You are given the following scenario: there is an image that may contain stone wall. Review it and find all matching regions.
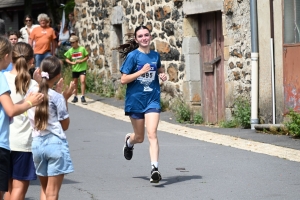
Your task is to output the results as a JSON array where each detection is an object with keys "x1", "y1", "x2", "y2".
[
  {"x1": 74, "y1": 0, "x2": 185, "y2": 102},
  {"x1": 223, "y1": 0, "x2": 251, "y2": 120},
  {"x1": 73, "y1": 0, "x2": 253, "y2": 122}
]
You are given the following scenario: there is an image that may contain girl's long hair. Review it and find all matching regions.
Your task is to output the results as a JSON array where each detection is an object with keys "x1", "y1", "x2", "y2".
[
  {"x1": 112, "y1": 25, "x2": 150, "y2": 59},
  {"x1": 12, "y1": 42, "x2": 33, "y2": 95},
  {"x1": 34, "y1": 56, "x2": 62, "y2": 131}
]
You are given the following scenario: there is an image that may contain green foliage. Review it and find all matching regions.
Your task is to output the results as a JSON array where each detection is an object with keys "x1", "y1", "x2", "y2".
[
  {"x1": 61, "y1": 66, "x2": 115, "y2": 98},
  {"x1": 284, "y1": 109, "x2": 300, "y2": 137},
  {"x1": 193, "y1": 113, "x2": 204, "y2": 124},
  {"x1": 219, "y1": 120, "x2": 238, "y2": 128},
  {"x1": 172, "y1": 99, "x2": 191, "y2": 123},
  {"x1": 234, "y1": 97, "x2": 251, "y2": 128}
]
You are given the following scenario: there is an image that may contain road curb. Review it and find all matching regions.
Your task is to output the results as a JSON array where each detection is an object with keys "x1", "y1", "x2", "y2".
[{"x1": 68, "y1": 97, "x2": 300, "y2": 163}]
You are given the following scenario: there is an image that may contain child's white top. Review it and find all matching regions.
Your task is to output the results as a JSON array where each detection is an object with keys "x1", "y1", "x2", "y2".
[
  {"x1": 4, "y1": 72, "x2": 38, "y2": 151},
  {"x1": 27, "y1": 86, "x2": 69, "y2": 139}
]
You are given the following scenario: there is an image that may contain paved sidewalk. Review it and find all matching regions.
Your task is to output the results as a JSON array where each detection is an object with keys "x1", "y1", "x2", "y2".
[{"x1": 72, "y1": 93, "x2": 300, "y2": 162}]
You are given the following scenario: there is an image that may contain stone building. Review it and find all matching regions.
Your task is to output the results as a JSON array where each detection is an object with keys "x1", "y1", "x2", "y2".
[{"x1": 73, "y1": 0, "x2": 295, "y2": 125}]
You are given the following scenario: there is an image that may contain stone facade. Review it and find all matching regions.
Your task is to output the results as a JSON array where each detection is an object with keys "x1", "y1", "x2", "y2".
[
  {"x1": 223, "y1": 0, "x2": 251, "y2": 120},
  {"x1": 74, "y1": 0, "x2": 184, "y2": 104},
  {"x1": 73, "y1": 0, "x2": 252, "y2": 122}
]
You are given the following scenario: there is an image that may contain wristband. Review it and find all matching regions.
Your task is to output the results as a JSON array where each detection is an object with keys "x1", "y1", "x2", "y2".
[{"x1": 26, "y1": 100, "x2": 33, "y2": 107}]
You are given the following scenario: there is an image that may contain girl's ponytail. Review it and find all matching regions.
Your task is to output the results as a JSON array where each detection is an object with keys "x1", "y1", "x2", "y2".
[
  {"x1": 13, "y1": 42, "x2": 33, "y2": 95},
  {"x1": 34, "y1": 56, "x2": 62, "y2": 131},
  {"x1": 34, "y1": 75, "x2": 49, "y2": 130}
]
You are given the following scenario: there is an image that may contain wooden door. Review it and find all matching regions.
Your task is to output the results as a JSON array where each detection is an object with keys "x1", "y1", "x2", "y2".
[
  {"x1": 199, "y1": 11, "x2": 224, "y2": 124},
  {"x1": 283, "y1": 0, "x2": 300, "y2": 112}
]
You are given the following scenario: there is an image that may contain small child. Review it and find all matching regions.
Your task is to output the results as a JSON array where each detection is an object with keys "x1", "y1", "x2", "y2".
[
  {"x1": 26, "y1": 56, "x2": 75, "y2": 199},
  {"x1": 64, "y1": 35, "x2": 89, "y2": 103}
]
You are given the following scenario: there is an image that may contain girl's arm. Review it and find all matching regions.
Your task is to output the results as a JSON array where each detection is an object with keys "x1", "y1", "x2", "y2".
[
  {"x1": 121, "y1": 63, "x2": 151, "y2": 84},
  {"x1": 0, "y1": 92, "x2": 43, "y2": 117},
  {"x1": 60, "y1": 118, "x2": 70, "y2": 131},
  {"x1": 76, "y1": 55, "x2": 89, "y2": 64},
  {"x1": 158, "y1": 67, "x2": 167, "y2": 82},
  {"x1": 65, "y1": 58, "x2": 75, "y2": 65}
]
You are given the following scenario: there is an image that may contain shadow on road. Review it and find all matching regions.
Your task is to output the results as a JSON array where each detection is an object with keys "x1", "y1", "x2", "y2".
[{"x1": 133, "y1": 175, "x2": 202, "y2": 187}]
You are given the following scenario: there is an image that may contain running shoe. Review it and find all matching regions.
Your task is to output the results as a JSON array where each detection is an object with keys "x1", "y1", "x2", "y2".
[
  {"x1": 150, "y1": 166, "x2": 162, "y2": 183},
  {"x1": 71, "y1": 96, "x2": 78, "y2": 103},
  {"x1": 123, "y1": 133, "x2": 134, "y2": 160},
  {"x1": 81, "y1": 96, "x2": 86, "y2": 103}
]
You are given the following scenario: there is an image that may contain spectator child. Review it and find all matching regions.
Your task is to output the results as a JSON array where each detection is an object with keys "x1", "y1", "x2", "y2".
[
  {"x1": 26, "y1": 56, "x2": 75, "y2": 200},
  {"x1": 64, "y1": 35, "x2": 89, "y2": 103},
  {"x1": 0, "y1": 36, "x2": 43, "y2": 200},
  {"x1": 3, "y1": 42, "x2": 38, "y2": 200},
  {"x1": 2, "y1": 31, "x2": 20, "y2": 72}
]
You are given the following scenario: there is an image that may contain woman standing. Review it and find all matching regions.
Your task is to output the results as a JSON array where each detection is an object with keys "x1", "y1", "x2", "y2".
[
  {"x1": 56, "y1": 21, "x2": 71, "y2": 60},
  {"x1": 19, "y1": 15, "x2": 39, "y2": 43},
  {"x1": 118, "y1": 25, "x2": 167, "y2": 183}
]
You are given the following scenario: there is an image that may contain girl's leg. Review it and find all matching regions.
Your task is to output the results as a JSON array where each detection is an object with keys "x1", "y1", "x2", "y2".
[
  {"x1": 38, "y1": 175, "x2": 64, "y2": 200},
  {"x1": 3, "y1": 179, "x2": 12, "y2": 200},
  {"x1": 145, "y1": 112, "x2": 162, "y2": 183},
  {"x1": 7, "y1": 179, "x2": 30, "y2": 200},
  {"x1": 72, "y1": 78, "x2": 78, "y2": 96},
  {"x1": 79, "y1": 74, "x2": 86, "y2": 96},
  {"x1": 144, "y1": 113, "x2": 160, "y2": 162},
  {"x1": 0, "y1": 191, "x2": 5, "y2": 200},
  {"x1": 128, "y1": 117, "x2": 146, "y2": 144}
]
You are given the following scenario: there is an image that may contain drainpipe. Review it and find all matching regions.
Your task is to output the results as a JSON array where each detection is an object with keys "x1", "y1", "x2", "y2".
[
  {"x1": 270, "y1": 0, "x2": 276, "y2": 124},
  {"x1": 250, "y1": 0, "x2": 259, "y2": 129}
]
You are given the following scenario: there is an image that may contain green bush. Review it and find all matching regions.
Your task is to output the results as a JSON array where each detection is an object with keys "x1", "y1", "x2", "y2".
[
  {"x1": 284, "y1": 109, "x2": 300, "y2": 137},
  {"x1": 172, "y1": 99, "x2": 191, "y2": 123},
  {"x1": 193, "y1": 113, "x2": 204, "y2": 124},
  {"x1": 234, "y1": 97, "x2": 251, "y2": 128},
  {"x1": 219, "y1": 120, "x2": 238, "y2": 128}
]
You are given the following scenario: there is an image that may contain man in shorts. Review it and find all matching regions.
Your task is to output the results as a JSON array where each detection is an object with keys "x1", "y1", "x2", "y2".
[{"x1": 64, "y1": 35, "x2": 89, "y2": 103}]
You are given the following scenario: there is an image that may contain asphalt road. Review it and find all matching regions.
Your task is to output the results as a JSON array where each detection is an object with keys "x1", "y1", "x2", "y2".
[{"x1": 24, "y1": 103, "x2": 300, "y2": 200}]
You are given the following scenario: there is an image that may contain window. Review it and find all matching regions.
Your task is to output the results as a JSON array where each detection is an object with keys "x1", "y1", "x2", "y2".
[
  {"x1": 207, "y1": 29, "x2": 211, "y2": 44},
  {"x1": 284, "y1": 0, "x2": 300, "y2": 43}
]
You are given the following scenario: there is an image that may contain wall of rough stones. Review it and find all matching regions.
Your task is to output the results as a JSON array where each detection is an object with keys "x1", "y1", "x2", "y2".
[
  {"x1": 74, "y1": 0, "x2": 185, "y2": 103},
  {"x1": 73, "y1": 0, "x2": 253, "y2": 122},
  {"x1": 223, "y1": 0, "x2": 252, "y2": 120}
]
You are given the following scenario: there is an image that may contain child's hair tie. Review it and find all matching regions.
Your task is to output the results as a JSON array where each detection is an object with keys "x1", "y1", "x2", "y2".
[{"x1": 41, "y1": 71, "x2": 49, "y2": 80}]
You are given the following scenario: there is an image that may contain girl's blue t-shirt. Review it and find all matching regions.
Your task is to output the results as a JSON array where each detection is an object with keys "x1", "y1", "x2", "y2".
[
  {"x1": 0, "y1": 72, "x2": 11, "y2": 150},
  {"x1": 120, "y1": 49, "x2": 161, "y2": 113},
  {"x1": 1, "y1": 63, "x2": 12, "y2": 72}
]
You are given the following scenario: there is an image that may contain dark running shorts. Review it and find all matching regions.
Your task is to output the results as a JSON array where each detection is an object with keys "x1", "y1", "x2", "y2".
[
  {"x1": 72, "y1": 70, "x2": 86, "y2": 78},
  {"x1": 125, "y1": 108, "x2": 161, "y2": 119}
]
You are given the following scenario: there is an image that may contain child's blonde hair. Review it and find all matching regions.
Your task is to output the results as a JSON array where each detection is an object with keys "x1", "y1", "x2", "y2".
[
  {"x1": 12, "y1": 42, "x2": 34, "y2": 95},
  {"x1": 34, "y1": 56, "x2": 62, "y2": 130}
]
